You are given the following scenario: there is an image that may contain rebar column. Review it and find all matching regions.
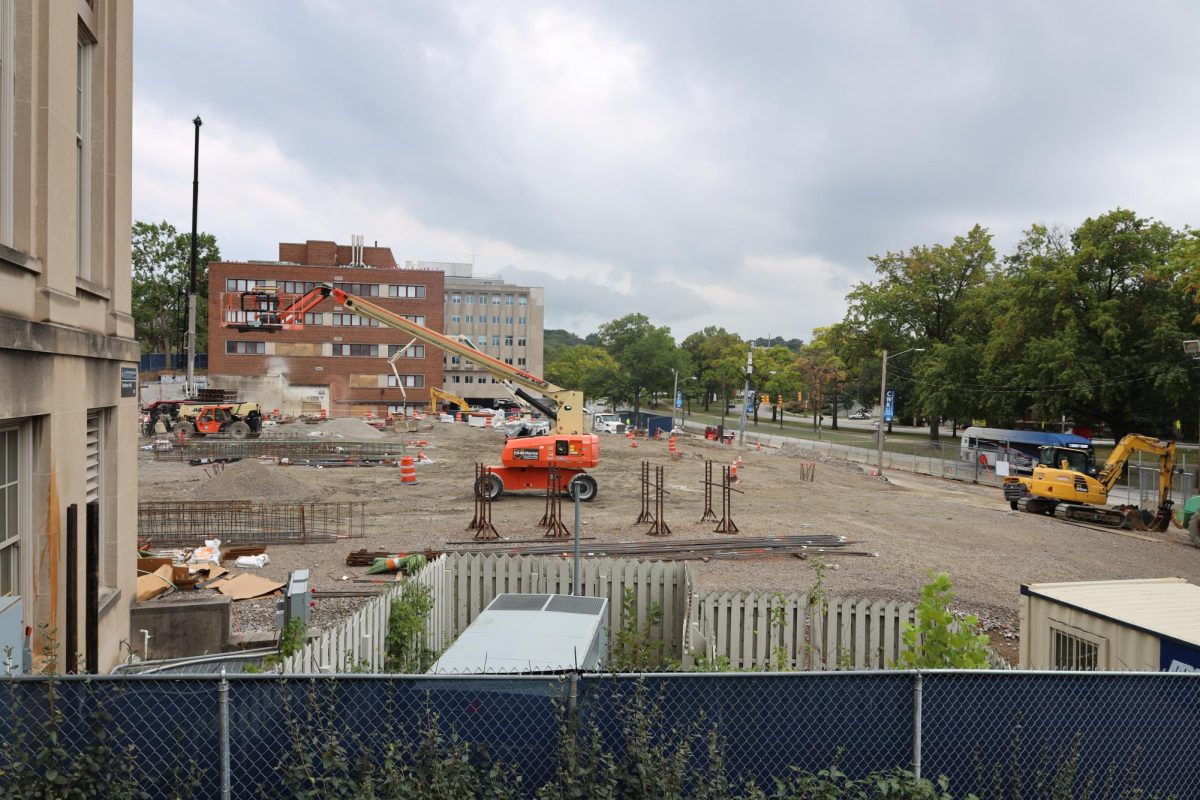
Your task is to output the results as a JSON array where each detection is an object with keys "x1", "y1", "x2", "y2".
[
  {"x1": 699, "y1": 460, "x2": 718, "y2": 522},
  {"x1": 646, "y1": 466, "x2": 672, "y2": 537},
  {"x1": 713, "y1": 466, "x2": 739, "y2": 534}
]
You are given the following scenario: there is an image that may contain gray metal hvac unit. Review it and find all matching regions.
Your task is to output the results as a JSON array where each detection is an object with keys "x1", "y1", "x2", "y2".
[
  {"x1": 0, "y1": 596, "x2": 28, "y2": 675},
  {"x1": 428, "y1": 593, "x2": 608, "y2": 674}
]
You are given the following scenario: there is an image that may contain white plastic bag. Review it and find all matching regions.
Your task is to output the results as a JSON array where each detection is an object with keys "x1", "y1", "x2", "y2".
[
  {"x1": 188, "y1": 539, "x2": 221, "y2": 565},
  {"x1": 235, "y1": 554, "x2": 270, "y2": 569}
]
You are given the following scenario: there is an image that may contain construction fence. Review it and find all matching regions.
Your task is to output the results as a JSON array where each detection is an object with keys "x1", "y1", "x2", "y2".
[
  {"x1": 138, "y1": 501, "x2": 367, "y2": 545},
  {"x1": 287, "y1": 554, "x2": 1004, "y2": 674},
  {"x1": 2, "y1": 671, "x2": 1198, "y2": 798},
  {"x1": 687, "y1": 422, "x2": 1200, "y2": 505}
]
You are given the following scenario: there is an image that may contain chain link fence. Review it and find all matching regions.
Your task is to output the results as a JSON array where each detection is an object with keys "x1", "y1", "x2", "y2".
[{"x1": 2, "y1": 671, "x2": 1198, "y2": 798}]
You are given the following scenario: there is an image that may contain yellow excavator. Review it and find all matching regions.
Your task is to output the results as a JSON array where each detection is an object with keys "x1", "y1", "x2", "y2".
[
  {"x1": 1002, "y1": 434, "x2": 1176, "y2": 531},
  {"x1": 429, "y1": 387, "x2": 471, "y2": 415}
]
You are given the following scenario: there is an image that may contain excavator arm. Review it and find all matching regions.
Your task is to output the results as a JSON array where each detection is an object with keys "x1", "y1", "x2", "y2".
[
  {"x1": 224, "y1": 284, "x2": 586, "y2": 436},
  {"x1": 429, "y1": 387, "x2": 471, "y2": 414},
  {"x1": 1096, "y1": 434, "x2": 1176, "y2": 508}
]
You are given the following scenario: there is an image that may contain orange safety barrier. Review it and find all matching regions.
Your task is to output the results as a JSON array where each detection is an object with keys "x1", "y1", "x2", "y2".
[
  {"x1": 485, "y1": 415, "x2": 493, "y2": 429},
  {"x1": 320, "y1": 408, "x2": 327, "y2": 419},
  {"x1": 455, "y1": 412, "x2": 463, "y2": 422},
  {"x1": 730, "y1": 463, "x2": 738, "y2": 482},
  {"x1": 400, "y1": 456, "x2": 418, "y2": 484},
  {"x1": 668, "y1": 436, "x2": 682, "y2": 460}
]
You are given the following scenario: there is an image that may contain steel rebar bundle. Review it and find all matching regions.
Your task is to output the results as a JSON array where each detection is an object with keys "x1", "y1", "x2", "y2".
[
  {"x1": 138, "y1": 501, "x2": 366, "y2": 545},
  {"x1": 152, "y1": 439, "x2": 407, "y2": 464}
]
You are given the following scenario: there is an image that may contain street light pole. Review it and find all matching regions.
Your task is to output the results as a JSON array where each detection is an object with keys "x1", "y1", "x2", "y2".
[
  {"x1": 876, "y1": 349, "x2": 888, "y2": 476},
  {"x1": 876, "y1": 347, "x2": 925, "y2": 478},
  {"x1": 738, "y1": 345, "x2": 753, "y2": 445},
  {"x1": 186, "y1": 116, "x2": 202, "y2": 397}
]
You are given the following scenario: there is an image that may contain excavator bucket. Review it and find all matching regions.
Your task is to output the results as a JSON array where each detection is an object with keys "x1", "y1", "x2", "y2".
[{"x1": 1121, "y1": 502, "x2": 1173, "y2": 532}]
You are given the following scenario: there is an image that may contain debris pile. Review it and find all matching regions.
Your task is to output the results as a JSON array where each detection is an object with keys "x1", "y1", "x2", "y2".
[{"x1": 190, "y1": 458, "x2": 309, "y2": 501}]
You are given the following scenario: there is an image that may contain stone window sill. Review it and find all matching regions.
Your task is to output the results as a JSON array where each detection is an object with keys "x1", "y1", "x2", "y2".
[{"x1": 76, "y1": 277, "x2": 112, "y2": 301}]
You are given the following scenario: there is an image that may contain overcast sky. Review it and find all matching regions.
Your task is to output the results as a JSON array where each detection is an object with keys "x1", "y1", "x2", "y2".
[{"x1": 133, "y1": 1, "x2": 1200, "y2": 340}]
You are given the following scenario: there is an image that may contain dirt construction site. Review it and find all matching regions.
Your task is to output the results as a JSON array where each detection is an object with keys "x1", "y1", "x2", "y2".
[{"x1": 139, "y1": 418, "x2": 1200, "y2": 658}]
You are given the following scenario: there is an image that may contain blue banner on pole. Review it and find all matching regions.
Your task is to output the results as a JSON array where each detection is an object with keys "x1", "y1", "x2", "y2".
[
  {"x1": 884, "y1": 389, "x2": 895, "y2": 422},
  {"x1": 675, "y1": 391, "x2": 683, "y2": 409}
]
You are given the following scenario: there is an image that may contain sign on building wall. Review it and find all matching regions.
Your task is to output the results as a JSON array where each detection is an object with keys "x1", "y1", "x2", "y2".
[
  {"x1": 1161, "y1": 639, "x2": 1200, "y2": 672},
  {"x1": 121, "y1": 366, "x2": 138, "y2": 398}
]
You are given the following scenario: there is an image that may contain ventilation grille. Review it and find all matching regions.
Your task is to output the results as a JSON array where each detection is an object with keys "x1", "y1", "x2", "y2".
[
  {"x1": 85, "y1": 413, "x2": 100, "y2": 504},
  {"x1": 545, "y1": 596, "x2": 607, "y2": 615},
  {"x1": 487, "y1": 594, "x2": 550, "y2": 612}
]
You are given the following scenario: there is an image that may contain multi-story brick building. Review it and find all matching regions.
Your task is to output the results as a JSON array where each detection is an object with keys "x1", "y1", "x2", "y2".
[
  {"x1": 413, "y1": 261, "x2": 545, "y2": 406},
  {"x1": 207, "y1": 240, "x2": 444, "y2": 417},
  {"x1": 0, "y1": 1, "x2": 137, "y2": 672}
]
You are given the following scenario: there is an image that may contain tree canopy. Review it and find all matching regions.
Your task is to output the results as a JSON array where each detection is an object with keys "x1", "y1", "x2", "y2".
[{"x1": 132, "y1": 220, "x2": 221, "y2": 355}]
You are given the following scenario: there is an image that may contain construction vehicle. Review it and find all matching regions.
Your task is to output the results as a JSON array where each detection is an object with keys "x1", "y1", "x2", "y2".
[
  {"x1": 223, "y1": 284, "x2": 600, "y2": 500},
  {"x1": 171, "y1": 404, "x2": 262, "y2": 439},
  {"x1": 146, "y1": 399, "x2": 263, "y2": 437},
  {"x1": 429, "y1": 387, "x2": 471, "y2": 415},
  {"x1": 1171, "y1": 498, "x2": 1200, "y2": 548},
  {"x1": 1002, "y1": 434, "x2": 1175, "y2": 530}
]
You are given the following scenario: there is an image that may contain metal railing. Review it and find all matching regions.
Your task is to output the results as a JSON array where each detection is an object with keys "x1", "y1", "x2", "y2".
[{"x1": 2, "y1": 671, "x2": 1197, "y2": 798}]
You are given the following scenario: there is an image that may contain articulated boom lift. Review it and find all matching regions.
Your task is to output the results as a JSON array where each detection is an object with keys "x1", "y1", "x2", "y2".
[{"x1": 222, "y1": 284, "x2": 601, "y2": 501}]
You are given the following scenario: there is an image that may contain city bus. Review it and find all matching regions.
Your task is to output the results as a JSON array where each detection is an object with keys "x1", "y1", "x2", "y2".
[{"x1": 959, "y1": 427, "x2": 1095, "y2": 475}]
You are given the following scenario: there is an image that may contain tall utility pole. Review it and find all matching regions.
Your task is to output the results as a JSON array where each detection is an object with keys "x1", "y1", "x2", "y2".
[
  {"x1": 737, "y1": 344, "x2": 753, "y2": 445},
  {"x1": 185, "y1": 116, "x2": 202, "y2": 397},
  {"x1": 876, "y1": 349, "x2": 889, "y2": 476}
]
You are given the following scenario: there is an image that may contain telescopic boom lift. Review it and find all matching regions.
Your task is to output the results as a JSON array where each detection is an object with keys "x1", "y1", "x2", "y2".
[{"x1": 222, "y1": 284, "x2": 601, "y2": 500}]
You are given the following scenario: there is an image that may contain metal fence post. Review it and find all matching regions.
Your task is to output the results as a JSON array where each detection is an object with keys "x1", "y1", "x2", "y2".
[
  {"x1": 567, "y1": 672, "x2": 579, "y2": 732},
  {"x1": 911, "y1": 671, "x2": 923, "y2": 780},
  {"x1": 218, "y1": 669, "x2": 231, "y2": 800}
]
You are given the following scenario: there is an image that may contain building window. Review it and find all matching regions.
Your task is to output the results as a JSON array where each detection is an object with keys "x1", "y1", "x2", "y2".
[
  {"x1": 0, "y1": 0, "x2": 13, "y2": 246},
  {"x1": 281, "y1": 280, "x2": 317, "y2": 294},
  {"x1": 476, "y1": 335, "x2": 486, "y2": 345},
  {"x1": 518, "y1": 316, "x2": 527, "y2": 326},
  {"x1": 505, "y1": 294, "x2": 514, "y2": 305},
  {"x1": 463, "y1": 295, "x2": 472, "y2": 304},
  {"x1": 491, "y1": 336, "x2": 500, "y2": 346},
  {"x1": 1050, "y1": 626, "x2": 1102, "y2": 670},
  {"x1": 402, "y1": 315, "x2": 426, "y2": 326},
  {"x1": 450, "y1": 315, "x2": 460, "y2": 324},
  {"x1": 451, "y1": 376, "x2": 460, "y2": 384},
  {"x1": 387, "y1": 374, "x2": 425, "y2": 388},
  {"x1": 505, "y1": 316, "x2": 514, "y2": 325},
  {"x1": 491, "y1": 315, "x2": 500, "y2": 324},
  {"x1": 478, "y1": 294, "x2": 487, "y2": 305},
  {"x1": 464, "y1": 315, "x2": 473, "y2": 324},
  {"x1": 388, "y1": 284, "x2": 426, "y2": 299},
  {"x1": 464, "y1": 375, "x2": 474, "y2": 384},
  {"x1": 450, "y1": 293, "x2": 461, "y2": 304},
  {"x1": 335, "y1": 344, "x2": 379, "y2": 357},
  {"x1": 0, "y1": 425, "x2": 21, "y2": 597},
  {"x1": 504, "y1": 335, "x2": 513, "y2": 346},
  {"x1": 225, "y1": 278, "x2": 259, "y2": 292},
  {"x1": 303, "y1": 313, "x2": 323, "y2": 326},
  {"x1": 332, "y1": 282, "x2": 379, "y2": 297},
  {"x1": 387, "y1": 344, "x2": 426, "y2": 358},
  {"x1": 332, "y1": 313, "x2": 379, "y2": 327},
  {"x1": 449, "y1": 356, "x2": 460, "y2": 364},
  {"x1": 491, "y1": 295, "x2": 501, "y2": 305},
  {"x1": 518, "y1": 295, "x2": 528, "y2": 305},
  {"x1": 76, "y1": 31, "x2": 94, "y2": 281},
  {"x1": 503, "y1": 357, "x2": 513, "y2": 365},
  {"x1": 517, "y1": 337, "x2": 527, "y2": 347},
  {"x1": 226, "y1": 341, "x2": 266, "y2": 355},
  {"x1": 517, "y1": 357, "x2": 526, "y2": 366}
]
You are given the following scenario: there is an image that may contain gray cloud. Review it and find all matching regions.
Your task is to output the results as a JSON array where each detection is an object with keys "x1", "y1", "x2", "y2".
[{"x1": 133, "y1": 0, "x2": 1200, "y2": 338}]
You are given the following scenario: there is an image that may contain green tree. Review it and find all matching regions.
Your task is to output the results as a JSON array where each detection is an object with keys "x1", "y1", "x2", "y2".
[
  {"x1": 845, "y1": 224, "x2": 996, "y2": 439},
  {"x1": 543, "y1": 328, "x2": 586, "y2": 365},
  {"x1": 596, "y1": 313, "x2": 682, "y2": 419},
  {"x1": 893, "y1": 572, "x2": 990, "y2": 670},
  {"x1": 981, "y1": 210, "x2": 1191, "y2": 439},
  {"x1": 544, "y1": 344, "x2": 622, "y2": 408},
  {"x1": 682, "y1": 326, "x2": 743, "y2": 412},
  {"x1": 131, "y1": 220, "x2": 221, "y2": 356}
]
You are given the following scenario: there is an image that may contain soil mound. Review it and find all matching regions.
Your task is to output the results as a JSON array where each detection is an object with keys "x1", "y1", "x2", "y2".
[{"x1": 191, "y1": 458, "x2": 310, "y2": 501}]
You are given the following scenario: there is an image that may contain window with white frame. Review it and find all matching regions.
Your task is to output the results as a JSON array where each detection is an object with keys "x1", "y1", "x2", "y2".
[
  {"x1": 504, "y1": 336, "x2": 513, "y2": 346},
  {"x1": 491, "y1": 295, "x2": 501, "y2": 305},
  {"x1": 517, "y1": 337, "x2": 527, "y2": 347},
  {"x1": 332, "y1": 282, "x2": 379, "y2": 297},
  {"x1": 518, "y1": 316, "x2": 527, "y2": 325},
  {"x1": 387, "y1": 344, "x2": 425, "y2": 358},
  {"x1": 450, "y1": 293, "x2": 461, "y2": 304},
  {"x1": 517, "y1": 357, "x2": 526, "y2": 366},
  {"x1": 478, "y1": 294, "x2": 487, "y2": 304},
  {"x1": 504, "y1": 294, "x2": 514, "y2": 305},
  {"x1": 451, "y1": 375, "x2": 460, "y2": 384},
  {"x1": 401, "y1": 315, "x2": 426, "y2": 326},
  {"x1": 491, "y1": 335, "x2": 500, "y2": 346},
  {"x1": 303, "y1": 312, "x2": 323, "y2": 326},
  {"x1": 1050, "y1": 624, "x2": 1103, "y2": 670},
  {"x1": 76, "y1": 31, "x2": 94, "y2": 281},
  {"x1": 0, "y1": 426, "x2": 21, "y2": 597},
  {"x1": 225, "y1": 278, "x2": 259, "y2": 292},
  {"x1": 505, "y1": 316, "x2": 513, "y2": 325},
  {"x1": 334, "y1": 344, "x2": 379, "y2": 357},
  {"x1": 225, "y1": 340, "x2": 266, "y2": 355},
  {"x1": 450, "y1": 315, "x2": 460, "y2": 323},
  {"x1": 464, "y1": 375, "x2": 474, "y2": 384},
  {"x1": 387, "y1": 374, "x2": 425, "y2": 388},
  {"x1": 331, "y1": 313, "x2": 379, "y2": 327},
  {"x1": 280, "y1": 280, "x2": 317, "y2": 294},
  {"x1": 518, "y1": 295, "x2": 528, "y2": 305},
  {"x1": 388, "y1": 284, "x2": 426, "y2": 299},
  {"x1": 0, "y1": 0, "x2": 13, "y2": 247},
  {"x1": 464, "y1": 315, "x2": 473, "y2": 323},
  {"x1": 491, "y1": 315, "x2": 499, "y2": 324},
  {"x1": 463, "y1": 295, "x2": 472, "y2": 304}
]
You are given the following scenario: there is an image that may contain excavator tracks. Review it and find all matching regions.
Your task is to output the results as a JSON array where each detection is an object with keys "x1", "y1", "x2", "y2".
[{"x1": 1013, "y1": 496, "x2": 1172, "y2": 532}]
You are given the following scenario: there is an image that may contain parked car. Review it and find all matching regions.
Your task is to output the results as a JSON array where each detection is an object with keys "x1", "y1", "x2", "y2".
[{"x1": 849, "y1": 411, "x2": 871, "y2": 420}]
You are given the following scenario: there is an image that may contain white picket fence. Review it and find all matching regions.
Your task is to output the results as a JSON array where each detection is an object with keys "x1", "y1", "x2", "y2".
[
  {"x1": 282, "y1": 553, "x2": 692, "y2": 673},
  {"x1": 686, "y1": 591, "x2": 1010, "y2": 671}
]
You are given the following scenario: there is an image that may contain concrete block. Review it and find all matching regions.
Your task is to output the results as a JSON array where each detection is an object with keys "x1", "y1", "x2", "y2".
[{"x1": 130, "y1": 593, "x2": 231, "y2": 661}]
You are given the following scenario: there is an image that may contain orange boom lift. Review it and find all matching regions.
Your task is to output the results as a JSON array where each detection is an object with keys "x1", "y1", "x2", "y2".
[{"x1": 221, "y1": 284, "x2": 601, "y2": 501}]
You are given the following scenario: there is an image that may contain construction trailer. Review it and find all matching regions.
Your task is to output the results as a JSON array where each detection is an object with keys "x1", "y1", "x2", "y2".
[
  {"x1": 1019, "y1": 578, "x2": 1200, "y2": 672},
  {"x1": 427, "y1": 593, "x2": 608, "y2": 674}
]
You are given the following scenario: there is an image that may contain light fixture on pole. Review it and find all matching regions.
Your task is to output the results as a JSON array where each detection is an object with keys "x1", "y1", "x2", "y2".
[{"x1": 876, "y1": 347, "x2": 925, "y2": 478}]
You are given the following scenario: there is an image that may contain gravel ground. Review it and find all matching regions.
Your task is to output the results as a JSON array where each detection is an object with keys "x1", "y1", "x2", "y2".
[{"x1": 140, "y1": 421, "x2": 1200, "y2": 656}]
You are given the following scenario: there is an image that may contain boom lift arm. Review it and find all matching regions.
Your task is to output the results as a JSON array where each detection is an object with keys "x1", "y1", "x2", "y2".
[{"x1": 230, "y1": 284, "x2": 585, "y2": 435}]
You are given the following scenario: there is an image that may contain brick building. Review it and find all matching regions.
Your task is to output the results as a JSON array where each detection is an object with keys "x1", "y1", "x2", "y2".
[{"x1": 206, "y1": 240, "x2": 444, "y2": 417}]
